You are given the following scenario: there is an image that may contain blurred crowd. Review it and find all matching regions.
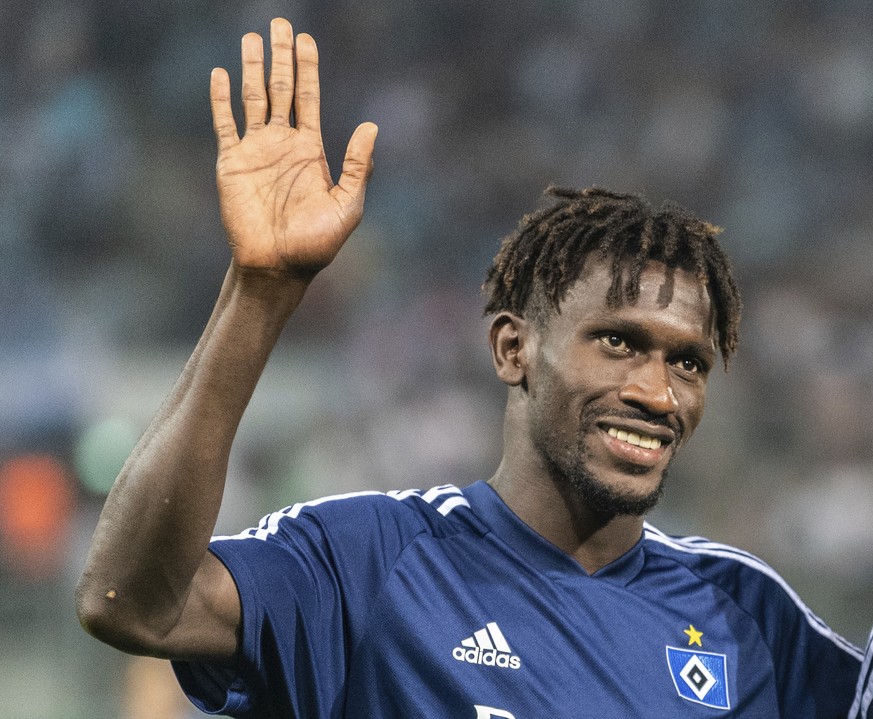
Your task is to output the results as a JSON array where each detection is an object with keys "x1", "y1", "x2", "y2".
[{"x1": 2, "y1": 1, "x2": 873, "y2": 716}]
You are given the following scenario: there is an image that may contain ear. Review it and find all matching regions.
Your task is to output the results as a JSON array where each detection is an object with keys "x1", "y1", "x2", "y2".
[{"x1": 489, "y1": 312, "x2": 534, "y2": 387}]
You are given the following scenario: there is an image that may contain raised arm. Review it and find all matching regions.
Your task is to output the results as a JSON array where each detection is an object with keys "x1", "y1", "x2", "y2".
[{"x1": 75, "y1": 18, "x2": 377, "y2": 663}]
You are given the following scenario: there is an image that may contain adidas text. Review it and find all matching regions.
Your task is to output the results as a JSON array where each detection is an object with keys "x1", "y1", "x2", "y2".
[{"x1": 453, "y1": 646, "x2": 521, "y2": 669}]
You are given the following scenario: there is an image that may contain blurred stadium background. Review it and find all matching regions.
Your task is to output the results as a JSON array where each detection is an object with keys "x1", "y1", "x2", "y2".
[{"x1": 2, "y1": 0, "x2": 873, "y2": 716}]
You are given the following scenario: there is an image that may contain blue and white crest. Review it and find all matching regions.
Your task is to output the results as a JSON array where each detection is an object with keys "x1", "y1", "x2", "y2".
[{"x1": 665, "y1": 646, "x2": 730, "y2": 710}]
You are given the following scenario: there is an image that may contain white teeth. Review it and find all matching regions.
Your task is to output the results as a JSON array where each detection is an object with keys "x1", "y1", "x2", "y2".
[{"x1": 607, "y1": 426, "x2": 662, "y2": 449}]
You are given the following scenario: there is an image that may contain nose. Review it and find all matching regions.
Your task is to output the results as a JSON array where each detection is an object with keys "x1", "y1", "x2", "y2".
[{"x1": 618, "y1": 358, "x2": 679, "y2": 416}]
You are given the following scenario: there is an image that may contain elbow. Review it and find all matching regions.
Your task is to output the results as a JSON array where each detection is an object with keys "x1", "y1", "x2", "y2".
[
  {"x1": 75, "y1": 575, "x2": 126, "y2": 646},
  {"x1": 75, "y1": 575, "x2": 161, "y2": 655}
]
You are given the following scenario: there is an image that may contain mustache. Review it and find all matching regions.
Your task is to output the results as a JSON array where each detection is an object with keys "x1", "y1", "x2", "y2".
[{"x1": 583, "y1": 405, "x2": 683, "y2": 441}]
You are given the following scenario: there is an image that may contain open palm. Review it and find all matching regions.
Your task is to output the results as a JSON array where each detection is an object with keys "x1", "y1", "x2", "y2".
[{"x1": 211, "y1": 19, "x2": 377, "y2": 276}]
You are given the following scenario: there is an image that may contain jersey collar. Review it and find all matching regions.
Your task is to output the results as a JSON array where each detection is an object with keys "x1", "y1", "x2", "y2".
[{"x1": 462, "y1": 480, "x2": 646, "y2": 587}]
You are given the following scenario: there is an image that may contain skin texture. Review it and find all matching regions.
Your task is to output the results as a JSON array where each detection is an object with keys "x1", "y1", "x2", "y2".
[
  {"x1": 488, "y1": 259, "x2": 717, "y2": 574},
  {"x1": 75, "y1": 18, "x2": 377, "y2": 663}
]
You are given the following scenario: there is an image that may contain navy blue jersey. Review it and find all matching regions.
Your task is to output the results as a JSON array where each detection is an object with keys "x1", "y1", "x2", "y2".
[{"x1": 174, "y1": 482, "x2": 870, "y2": 718}]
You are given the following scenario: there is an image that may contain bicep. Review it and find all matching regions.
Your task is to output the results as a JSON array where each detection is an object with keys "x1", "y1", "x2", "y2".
[{"x1": 159, "y1": 551, "x2": 241, "y2": 664}]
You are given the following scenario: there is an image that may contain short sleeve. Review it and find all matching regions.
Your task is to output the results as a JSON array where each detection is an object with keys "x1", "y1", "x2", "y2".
[
  {"x1": 849, "y1": 628, "x2": 873, "y2": 719},
  {"x1": 172, "y1": 492, "x2": 428, "y2": 718},
  {"x1": 747, "y1": 566, "x2": 862, "y2": 716}
]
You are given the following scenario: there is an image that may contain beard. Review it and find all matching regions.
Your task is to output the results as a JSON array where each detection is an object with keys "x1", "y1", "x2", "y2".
[
  {"x1": 547, "y1": 449, "x2": 668, "y2": 516},
  {"x1": 532, "y1": 404, "x2": 678, "y2": 517}
]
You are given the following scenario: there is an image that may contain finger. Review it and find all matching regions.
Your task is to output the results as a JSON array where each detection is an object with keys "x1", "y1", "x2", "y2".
[
  {"x1": 210, "y1": 68, "x2": 239, "y2": 151},
  {"x1": 335, "y1": 122, "x2": 378, "y2": 201},
  {"x1": 268, "y1": 18, "x2": 294, "y2": 125},
  {"x1": 241, "y1": 32, "x2": 267, "y2": 131},
  {"x1": 293, "y1": 33, "x2": 321, "y2": 134}
]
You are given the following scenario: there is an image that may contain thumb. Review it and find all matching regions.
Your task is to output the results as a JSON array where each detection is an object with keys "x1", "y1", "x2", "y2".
[{"x1": 335, "y1": 122, "x2": 378, "y2": 203}]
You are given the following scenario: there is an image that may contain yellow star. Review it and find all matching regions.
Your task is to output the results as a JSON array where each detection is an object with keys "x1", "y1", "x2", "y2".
[{"x1": 684, "y1": 625, "x2": 703, "y2": 647}]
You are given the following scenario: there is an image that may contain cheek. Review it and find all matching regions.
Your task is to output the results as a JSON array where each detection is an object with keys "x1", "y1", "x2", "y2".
[
  {"x1": 678, "y1": 386, "x2": 706, "y2": 441},
  {"x1": 528, "y1": 371, "x2": 586, "y2": 433},
  {"x1": 529, "y1": 348, "x2": 610, "y2": 422}
]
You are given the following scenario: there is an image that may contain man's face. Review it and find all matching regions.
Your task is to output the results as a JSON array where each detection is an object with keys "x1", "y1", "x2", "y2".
[{"x1": 523, "y1": 259, "x2": 716, "y2": 515}]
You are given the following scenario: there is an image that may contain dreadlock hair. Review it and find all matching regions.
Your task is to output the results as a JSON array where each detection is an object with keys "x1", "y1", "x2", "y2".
[{"x1": 483, "y1": 186, "x2": 742, "y2": 366}]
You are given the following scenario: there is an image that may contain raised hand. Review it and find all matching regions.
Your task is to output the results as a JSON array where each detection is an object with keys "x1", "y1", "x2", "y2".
[{"x1": 210, "y1": 18, "x2": 377, "y2": 277}]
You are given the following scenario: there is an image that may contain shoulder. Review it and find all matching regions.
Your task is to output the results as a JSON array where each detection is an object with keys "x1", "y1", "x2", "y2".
[
  {"x1": 212, "y1": 484, "x2": 474, "y2": 548},
  {"x1": 205, "y1": 484, "x2": 478, "y2": 629},
  {"x1": 642, "y1": 523, "x2": 862, "y2": 660},
  {"x1": 643, "y1": 522, "x2": 806, "y2": 606},
  {"x1": 643, "y1": 522, "x2": 780, "y2": 579}
]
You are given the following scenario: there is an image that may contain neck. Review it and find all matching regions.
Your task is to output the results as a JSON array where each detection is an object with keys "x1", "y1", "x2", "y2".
[{"x1": 488, "y1": 463, "x2": 646, "y2": 575}]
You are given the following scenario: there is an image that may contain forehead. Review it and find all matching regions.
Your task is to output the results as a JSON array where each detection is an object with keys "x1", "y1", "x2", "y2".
[{"x1": 547, "y1": 258, "x2": 716, "y2": 344}]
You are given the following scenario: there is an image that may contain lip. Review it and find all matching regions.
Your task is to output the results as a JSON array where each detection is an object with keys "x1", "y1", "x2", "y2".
[
  {"x1": 597, "y1": 419, "x2": 676, "y2": 445},
  {"x1": 596, "y1": 420, "x2": 675, "y2": 469}
]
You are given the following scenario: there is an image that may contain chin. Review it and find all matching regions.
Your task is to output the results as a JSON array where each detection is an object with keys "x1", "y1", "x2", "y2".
[{"x1": 565, "y1": 468, "x2": 667, "y2": 517}]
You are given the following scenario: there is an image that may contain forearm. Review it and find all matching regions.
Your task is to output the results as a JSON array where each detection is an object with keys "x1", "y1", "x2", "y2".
[
  {"x1": 76, "y1": 262, "x2": 308, "y2": 648},
  {"x1": 77, "y1": 14, "x2": 376, "y2": 657}
]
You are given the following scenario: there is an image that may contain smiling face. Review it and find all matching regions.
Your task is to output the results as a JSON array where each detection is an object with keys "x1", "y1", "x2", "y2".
[{"x1": 517, "y1": 258, "x2": 716, "y2": 516}]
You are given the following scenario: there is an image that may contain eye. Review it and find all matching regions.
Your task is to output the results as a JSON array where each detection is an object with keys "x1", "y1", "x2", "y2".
[
  {"x1": 672, "y1": 356, "x2": 703, "y2": 374},
  {"x1": 598, "y1": 333, "x2": 632, "y2": 354}
]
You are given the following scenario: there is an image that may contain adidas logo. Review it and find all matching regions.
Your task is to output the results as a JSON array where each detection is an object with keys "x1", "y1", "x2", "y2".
[{"x1": 452, "y1": 622, "x2": 522, "y2": 670}]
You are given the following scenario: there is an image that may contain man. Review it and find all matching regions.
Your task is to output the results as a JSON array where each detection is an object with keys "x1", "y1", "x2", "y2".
[{"x1": 76, "y1": 18, "x2": 872, "y2": 718}]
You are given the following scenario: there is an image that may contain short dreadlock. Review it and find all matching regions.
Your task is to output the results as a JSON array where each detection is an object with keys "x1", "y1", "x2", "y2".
[{"x1": 483, "y1": 186, "x2": 741, "y2": 366}]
